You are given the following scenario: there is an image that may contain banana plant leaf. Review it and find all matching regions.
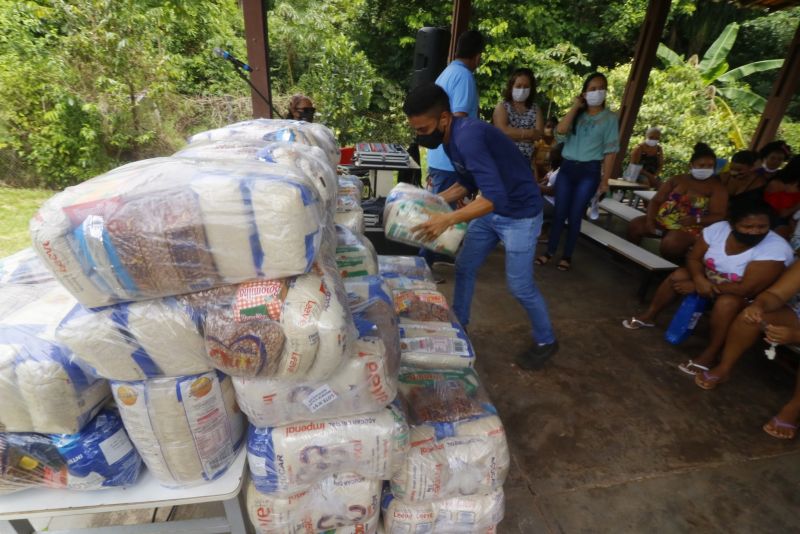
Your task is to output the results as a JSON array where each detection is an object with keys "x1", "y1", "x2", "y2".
[
  {"x1": 716, "y1": 59, "x2": 784, "y2": 83},
  {"x1": 716, "y1": 85, "x2": 767, "y2": 113},
  {"x1": 656, "y1": 43, "x2": 683, "y2": 68},
  {"x1": 698, "y1": 22, "x2": 739, "y2": 76}
]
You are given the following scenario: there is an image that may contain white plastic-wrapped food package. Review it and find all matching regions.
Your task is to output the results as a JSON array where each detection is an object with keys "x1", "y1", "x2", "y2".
[
  {"x1": 174, "y1": 139, "x2": 337, "y2": 212},
  {"x1": 247, "y1": 406, "x2": 409, "y2": 496},
  {"x1": 0, "y1": 408, "x2": 142, "y2": 493},
  {"x1": 378, "y1": 255, "x2": 434, "y2": 283},
  {"x1": 399, "y1": 320, "x2": 475, "y2": 369},
  {"x1": 246, "y1": 473, "x2": 381, "y2": 534},
  {"x1": 199, "y1": 262, "x2": 355, "y2": 379},
  {"x1": 187, "y1": 119, "x2": 340, "y2": 168},
  {"x1": 30, "y1": 157, "x2": 324, "y2": 307},
  {"x1": 0, "y1": 282, "x2": 110, "y2": 434},
  {"x1": 111, "y1": 371, "x2": 245, "y2": 487},
  {"x1": 384, "y1": 184, "x2": 467, "y2": 256},
  {"x1": 57, "y1": 297, "x2": 211, "y2": 381},
  {"x1": 337, "y1": 176, "x2": 363, "y2": 211},
  {"x1": 392, "y1": 368, "x2": 509, "y2": 502},
  {"x1": 234, "y1": 336, "x2": 397, "y2": 427},
  {"x1": 381, "y1": 488, "x2": 504, "y2": 534},
  {"x1": 334, "y1": 210, "x2": 365, "y2": 235},
  {"x1": 335, "y1": 225, "x2": 378, "y2": 278}
]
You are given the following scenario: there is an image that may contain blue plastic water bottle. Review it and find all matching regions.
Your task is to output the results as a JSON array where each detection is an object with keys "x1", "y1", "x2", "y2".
[{"x1": 665, "y1": 293, "x2": 710, "y2": 345}]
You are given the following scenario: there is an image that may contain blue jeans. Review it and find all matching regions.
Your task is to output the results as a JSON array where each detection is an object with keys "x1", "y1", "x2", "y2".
[
  {"x1": 546, "y1": 159, "x2": 601, "y2": 259},
  {"x1": 453, "y1": 212, "x2": 556, "y2": 345},
  {"x1": 420, "y1": 167, "x2": 461, "y2": 266}
]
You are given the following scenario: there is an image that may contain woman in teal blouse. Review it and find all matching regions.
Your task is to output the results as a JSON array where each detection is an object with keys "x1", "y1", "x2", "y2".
[{"x1": 536, "y1": 72, "x2": 619, "y2": 271}]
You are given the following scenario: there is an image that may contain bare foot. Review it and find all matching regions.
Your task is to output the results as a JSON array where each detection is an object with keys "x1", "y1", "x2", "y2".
[{"x1": 763, "y1": 402, "x2": 800, "y2": 439}]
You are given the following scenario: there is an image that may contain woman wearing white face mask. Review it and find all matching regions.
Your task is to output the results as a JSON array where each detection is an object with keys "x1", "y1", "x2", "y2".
[
  {"x1": 536, "y1": 72, "x2": 619, "y2": 272},
  {"x1": 628, "y1": 143, "x2": 728, "y2": 263},
  {"x1": 492, "y1": 68, "x2": 543, "y2": 164},
  {"x1": 629, "y1": 127, "x2": 664, "y2": 189}
]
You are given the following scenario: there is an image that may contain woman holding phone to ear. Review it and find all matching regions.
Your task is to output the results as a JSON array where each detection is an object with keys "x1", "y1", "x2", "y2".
[{"x1": 536, "y1": 72, "x2": 619, "y2": 271}]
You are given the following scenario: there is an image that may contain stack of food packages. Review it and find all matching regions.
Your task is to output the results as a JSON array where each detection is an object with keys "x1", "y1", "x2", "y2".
[{"x1": 0, "y1": 249, "x2": 143, "y2": 494}]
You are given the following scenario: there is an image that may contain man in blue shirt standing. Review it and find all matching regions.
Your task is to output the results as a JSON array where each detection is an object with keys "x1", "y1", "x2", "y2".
[
  {"x1": 421, "y1": 30, "x2": 483, "y2": 270},
  {"x1": 404, "y1": 83, "x2": 558, "y2": 369}
]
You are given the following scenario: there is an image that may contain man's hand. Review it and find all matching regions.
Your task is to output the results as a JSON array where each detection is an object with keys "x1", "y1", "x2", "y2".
[
  {"x1": 412, "y1": 212, "x2": 454, "y2": 242},
  {"x1": 597, "y1": 181, "x2": 609, "y2": 195}
]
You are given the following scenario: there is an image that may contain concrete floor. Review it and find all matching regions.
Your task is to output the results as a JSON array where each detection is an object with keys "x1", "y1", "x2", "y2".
[
  {"x1": 25, "y1": 235, "x2": 800, "y2": 533},
  {"x1": 433, "y1": 236, "x2": 800, "y2": 534}
]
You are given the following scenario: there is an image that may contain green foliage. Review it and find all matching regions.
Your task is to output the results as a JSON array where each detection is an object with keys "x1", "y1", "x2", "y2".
[{"x1": 0, "y1": 186, "x2": 52, "y2": 257}]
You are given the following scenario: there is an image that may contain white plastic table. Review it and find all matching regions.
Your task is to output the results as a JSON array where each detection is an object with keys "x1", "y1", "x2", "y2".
[{"x1": 0, "y1": 448, "x2": 250, "y2": 534}]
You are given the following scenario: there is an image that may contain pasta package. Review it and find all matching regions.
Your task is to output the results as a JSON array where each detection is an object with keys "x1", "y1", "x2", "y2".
[
  {"x1": 0, "y1": 408, "x2": 142, "y2": 493},
  {"x1": 383, "y1": 184, "x2": 466, "y2": 256}
]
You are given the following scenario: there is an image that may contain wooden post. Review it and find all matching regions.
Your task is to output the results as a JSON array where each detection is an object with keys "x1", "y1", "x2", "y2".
[
  {"x1": 242, "y1": 0, "x2": 273, "y2": 118},
  {"x1": 448, "y1": 0, "x2": 471, "y2": 61},
  {"x1": 612, "y1": 0, "x2": 671, "y2": 179},
  {"x1": 749, "y1": 21, "x2": 800, "y2": 151}
]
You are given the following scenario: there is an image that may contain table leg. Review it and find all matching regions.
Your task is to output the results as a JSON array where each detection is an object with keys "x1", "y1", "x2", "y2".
[
  {"x1": 0, "y1": 519, "x2": 34, "y2": 534},
  {"x1": 222, "y1": 493, "x2": 250, "y2": 534}
]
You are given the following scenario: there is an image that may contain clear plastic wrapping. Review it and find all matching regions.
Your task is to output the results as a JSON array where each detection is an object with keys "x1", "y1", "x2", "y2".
[
  {"x1": 335, "y1": 225, "x2": 378, "y2": 278},
  {"x1": 199, "y1": 260, "x2": 356, "y2": 379},
  {"x1": 378, "y1": 256, "x2": 434, "y2": 283},
  {"x1": 399, "y1": 319, "x2": 475, "y2": 369},
  {"x1": 383, "y1": 184, "x2": 467, "y2": 256},
  {"x1": 0, "y1": 281, "x2": 110, "y2": 434},
  {"x1": 0, "y1": 407, "x2": 142, "y2": 493},
  {"x1": 246, "y1": 473, "x2": 381, "y2": 534},
  {"x1": 56, "y1": 260, "x2": 355, "y2": 381},
  {"x1": 187, "y1": 119, "x2": 341, "y2": 169},
  {"x1": 343, "y1": 275, "x2": 393, "y2": 309},
  {"x1": 233, "y1": 336, "x2": 398, "y2": 427},
  {"x1": 391, "y1": 368, "x2": 509, "y2": 502},
  {"x1": 334, "y1": 209, "x2": 365, "y2": 235},
  {"x1": 336, "y1": 176, "x2": 365, "y2": 234},
  {"x1": 247, "y1": 405, "x2": 409, "y2": 496},
  {"x1": 30, "y1": 157, "x2": 325, "y2": 307},
  {"x1": 381, "y1": 488, "x2": 504, "y2": 533},
  {"x1": 0, "y1": 248, "x2": 53, "y2": 285},
  {"x1": 111, "y1": 371, "x2": 245, "y2": 487}
]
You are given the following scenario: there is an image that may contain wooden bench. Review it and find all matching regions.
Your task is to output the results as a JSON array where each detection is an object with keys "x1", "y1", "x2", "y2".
[
  {"x1": 598, "y1": 198, "x2": 644, "y2": 225},
  {"x1": 580, "y1": 220, "x2": 677, "y2": 300}
]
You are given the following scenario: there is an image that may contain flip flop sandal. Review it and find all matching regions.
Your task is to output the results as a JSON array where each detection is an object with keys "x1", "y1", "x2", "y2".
[
  {"x1": 622, "y1": 317, "x2": 655, "y2": 330},
  {"x1": 763, "y1": 417, "x2": 798, "y2": 440},
  {"x1": 534, "y1": 254, "x2": 552, "y2": 266},
  {"x1": 557, "y1": 259, "x2": 571, "y2": 272},
  {"x1": 695, "y1": 370, "x2": 728, "y2": 390},
  {"x1": 678, "y1": 360, "x2": 709, "y2": 376}
]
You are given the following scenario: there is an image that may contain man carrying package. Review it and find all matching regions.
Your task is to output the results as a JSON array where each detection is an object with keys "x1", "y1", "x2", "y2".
[{"x1": 404, "y1": 82, "x2": 558, "y2": 369}]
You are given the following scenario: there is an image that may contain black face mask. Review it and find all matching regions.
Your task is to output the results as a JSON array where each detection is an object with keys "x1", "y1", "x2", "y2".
[
  {"x1": 416, "y1": 127, "x2": 444, "y2": 149},
  {"x1": 732, "y1": 229, "x2": 768, "y2": 247},
  {"x1": 297, "y1": 107, "x2": 315, "y2": 122}
]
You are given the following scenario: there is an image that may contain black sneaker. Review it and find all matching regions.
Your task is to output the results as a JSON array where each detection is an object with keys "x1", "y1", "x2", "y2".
[{"x1": 516, "y1": 341, "x2": 559, "y2": 370}]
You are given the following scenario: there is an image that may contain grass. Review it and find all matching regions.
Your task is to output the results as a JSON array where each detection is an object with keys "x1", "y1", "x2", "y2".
[{"x1": 0, "y1": 186, "x2": 54, "y2": 258}]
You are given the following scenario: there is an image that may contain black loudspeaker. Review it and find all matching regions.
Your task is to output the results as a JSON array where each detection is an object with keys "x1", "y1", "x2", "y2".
[{"x1": 410, "y1": 27, "x2": 450, "y2": 89}]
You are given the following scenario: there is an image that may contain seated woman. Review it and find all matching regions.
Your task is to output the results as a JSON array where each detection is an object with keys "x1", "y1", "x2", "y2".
[
  {"x1": 624, "y1": 201, "x2": 793, "y2": 374},
  {"x1": 718, "y1": 150, "x2": 762, "y2": 213},
  {"x1": 628, "y1": 127, "x2": 664, "y2": 189},
  {"x1": 287, "y1": 93, "x2": 316, "y2": 122},
  {"x1": 627, "y1": 143, "x2": 728, "y2": 263},
  {"x1": 764, "y1": 156, "x2": 800, "y2": 238},
  {"x1": 492, "y1": 68, "x2": 543, "y2": 164},
  {"x1": 694, "y1": 260, "x2": 800, "y2": 440},
  {"x1": 756, "y1": 140, "x2": 791, "y2": 179},
  {"x1": 533, "y1": 117, "x2": 558, "y2": 181}
]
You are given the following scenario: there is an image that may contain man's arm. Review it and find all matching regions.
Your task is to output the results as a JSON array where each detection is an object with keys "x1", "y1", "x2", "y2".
[{"x1": 439, "y1": 182, "x2": 470, "y2": 204}]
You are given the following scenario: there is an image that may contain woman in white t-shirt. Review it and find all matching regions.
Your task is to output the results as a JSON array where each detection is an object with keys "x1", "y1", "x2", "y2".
[{"x1": 622, "y1": 201, "x2": 793, "y2": 374}]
